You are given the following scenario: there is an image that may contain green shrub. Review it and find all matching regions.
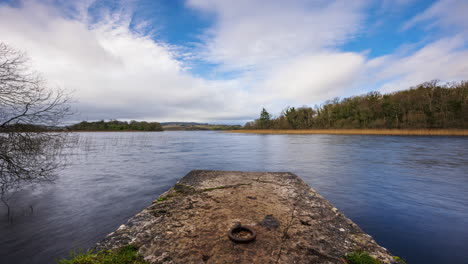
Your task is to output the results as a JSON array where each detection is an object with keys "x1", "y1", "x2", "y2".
[
  {"x1": 344, "y1": 251, "x2": 382, "y2": 264},
  {"x1": 393, "y1": 256, "x2": 407, "y2": 264},
  {"x1": 155, "y1": 196, "x2": 169, "y2": 202},
  {"x1": 57, "y1": 245, "x2": 148, "y2": 264}
]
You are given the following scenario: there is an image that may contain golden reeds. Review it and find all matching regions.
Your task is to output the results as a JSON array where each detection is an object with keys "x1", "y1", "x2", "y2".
[{"x1": 226, "y1": 129, "x2": 468, "y2": 136}]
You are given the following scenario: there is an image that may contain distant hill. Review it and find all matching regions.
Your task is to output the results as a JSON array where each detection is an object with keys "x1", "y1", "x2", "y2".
[
  {"x1": 62, "y1": 121, "x2": 241, "y2": 132},
  {"x1": 68, "y1": 120, "x2": 163, "y2": 131},
  {"x1": 160, "y1": 122, "x2": 209, "y2": 126},
  {"x1": 161, "y1": 122, "x2": 241, "y2": 131}
]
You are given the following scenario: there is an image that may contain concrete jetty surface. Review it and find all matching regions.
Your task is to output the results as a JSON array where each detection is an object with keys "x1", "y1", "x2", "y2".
[{"x1": 95, "y1": 170, "x2": 397, "y2": 264}]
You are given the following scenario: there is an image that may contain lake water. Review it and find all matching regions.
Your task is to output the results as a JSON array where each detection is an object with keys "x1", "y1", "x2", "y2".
[{"x1": 0, "y1": 131, "x2": 467, "y2": 264}]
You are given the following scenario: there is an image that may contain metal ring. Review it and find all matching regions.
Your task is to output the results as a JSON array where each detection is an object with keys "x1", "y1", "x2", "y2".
[{"x1": 228, "y1": 225, "x2": 256, "y2": 243}]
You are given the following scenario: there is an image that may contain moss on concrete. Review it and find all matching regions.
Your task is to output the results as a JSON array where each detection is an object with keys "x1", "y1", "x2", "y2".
[
  {"x1": 155, "y1": 196, "x2": 169, "y2": 203},
  {"x1": 344, "y1": 251, "x2": 382, "y2": 264},
  {"x1": 57, "y1": 245, "x2": 147, "y2": 264},
  {"x1": 393, "y1": 256, "x2": 407, "y2": 264}
]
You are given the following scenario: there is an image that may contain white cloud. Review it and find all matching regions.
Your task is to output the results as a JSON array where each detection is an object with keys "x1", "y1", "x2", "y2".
[
  {"x1": 368, "y1": 36, "x2": 468, "y2": 93},
  {"x1": 187, "y1": 0, "x2": 366, "y2": 70},
  {"x1": 0, "y1": 0, "x2": 255, "y2": 122},
  {"x1": 375, "y1": 0, "x2": 468, "y2": 93},
  {"x1": 186, "y1": 0, "x2": 371, "y2": 111},
  {"x1": 403, "y1": 0, "x2": 468, "y2": 32},
  {"x1": 259, "y1": 52, "x2": 365, "y2": 103}
]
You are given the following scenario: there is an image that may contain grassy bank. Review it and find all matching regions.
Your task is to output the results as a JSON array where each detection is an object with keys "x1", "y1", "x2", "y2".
[{"x1": 226, "y1": 129, "x2": 468, "y2": 136}]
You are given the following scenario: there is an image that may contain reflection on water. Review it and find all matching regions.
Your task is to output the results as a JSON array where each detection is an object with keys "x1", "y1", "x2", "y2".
[{"x1": 0, "y1": 131, "x2": 467, "y2": 264}]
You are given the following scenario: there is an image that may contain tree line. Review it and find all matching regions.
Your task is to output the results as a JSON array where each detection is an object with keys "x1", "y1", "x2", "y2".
[
  {"x1": 68, "y1": 120, "x2": 163, "y2": 131},
  {"x1": 245, "y1": 80, "x2": 468, "y2": 129}
]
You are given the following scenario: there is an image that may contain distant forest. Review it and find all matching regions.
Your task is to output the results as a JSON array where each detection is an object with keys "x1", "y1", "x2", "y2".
[
  {"x1": 245, "y1": 81, "x2": 468, "y2": 129},
  {"x1": 69, "y1": 120, "x2": 163, "y2": 131}
]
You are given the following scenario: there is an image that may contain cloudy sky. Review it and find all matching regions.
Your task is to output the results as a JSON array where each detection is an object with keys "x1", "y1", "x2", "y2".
[{"x1": 0, "y1": 0, "x2": 467, "y2": 123}]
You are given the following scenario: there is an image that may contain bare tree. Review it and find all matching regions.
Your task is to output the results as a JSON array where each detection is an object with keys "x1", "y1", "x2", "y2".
[{"x1": 0, "y1": 43, "x2": 71, "y2": 220}]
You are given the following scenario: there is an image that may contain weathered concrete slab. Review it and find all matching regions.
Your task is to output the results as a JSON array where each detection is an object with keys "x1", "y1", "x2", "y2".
[{"x1": 95, "y1": 170, "x2": 397, "y2": 264}]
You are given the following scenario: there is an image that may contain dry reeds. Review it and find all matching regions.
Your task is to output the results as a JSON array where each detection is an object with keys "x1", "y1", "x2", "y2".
[{"x1": 226, "y1": 129, "x2": 468, "y2": 136}]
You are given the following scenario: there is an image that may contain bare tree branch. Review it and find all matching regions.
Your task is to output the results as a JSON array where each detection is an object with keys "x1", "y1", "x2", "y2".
[{"x1": 0, "y1": 42, "x2": 71, "y2": 220}]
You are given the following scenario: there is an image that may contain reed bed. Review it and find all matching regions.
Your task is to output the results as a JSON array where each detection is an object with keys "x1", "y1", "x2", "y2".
[{"x1": 226, "y1": 129, "x2": 468, "y2": 136}]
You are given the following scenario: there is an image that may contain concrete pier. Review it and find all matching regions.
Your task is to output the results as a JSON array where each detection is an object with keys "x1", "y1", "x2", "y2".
[{"x1": 95, "y1": 170, "x2": 397, "y2": 263}]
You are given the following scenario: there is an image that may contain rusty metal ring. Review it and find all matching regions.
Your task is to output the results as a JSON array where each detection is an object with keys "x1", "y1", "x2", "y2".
[{"x1": 228, "y1": 225, "x2": 256, "y2": 243}]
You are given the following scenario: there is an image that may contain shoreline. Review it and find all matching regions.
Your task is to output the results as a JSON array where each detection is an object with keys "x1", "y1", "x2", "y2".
[
  {"x1": 49, "y1": 130, "x2": 163, "y2": 132},
  {"x1": 226, "y1": 129, "x2": 468, "y2": 136}
]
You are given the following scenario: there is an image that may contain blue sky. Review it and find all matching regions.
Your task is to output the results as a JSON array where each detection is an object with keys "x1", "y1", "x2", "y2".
[
  {"x1": 0, "y1": 0, "x2": 467, "y2": 123},
  {"x1": 342, "y1": 1, "x2": 434, "y2": 56}
]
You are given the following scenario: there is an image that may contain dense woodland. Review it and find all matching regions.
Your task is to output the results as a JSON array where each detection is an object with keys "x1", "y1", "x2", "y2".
[
  {"x1": 68, "y1": 120, "x2": 163, "y2": 131},
  {"x1": 245, "y1": 81, "x2": 468, "y2": 129}
]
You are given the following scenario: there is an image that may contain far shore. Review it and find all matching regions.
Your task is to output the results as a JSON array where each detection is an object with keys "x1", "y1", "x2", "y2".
[
  {"x1": 50, "y1": 130, "x2": 163, "y2": 132},
  {"x1": 226, "y1": 129, "x2": 468, "y2": 136}
]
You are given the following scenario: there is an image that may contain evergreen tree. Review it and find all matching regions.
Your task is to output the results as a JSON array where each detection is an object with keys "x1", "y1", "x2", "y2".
[{"x1": 257, "y1": 108, "x2": 271, "y2": 129}]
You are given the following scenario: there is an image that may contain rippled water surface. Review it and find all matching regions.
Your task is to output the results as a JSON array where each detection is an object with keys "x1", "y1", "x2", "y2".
[{"x1": 1, "y1": 131, "x2": 467, "y2": 264}]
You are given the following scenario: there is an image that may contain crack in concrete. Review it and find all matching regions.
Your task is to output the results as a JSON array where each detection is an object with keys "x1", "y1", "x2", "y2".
[
  {"x1": 274, "y1": 203, "x2": 296, "y2": 264},
  {"x1": 202, "y1": 183, "x2": 251, "y2": 192}
]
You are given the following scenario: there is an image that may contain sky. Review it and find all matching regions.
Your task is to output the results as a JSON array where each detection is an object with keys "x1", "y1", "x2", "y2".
[{"x1": 0, "y1": 0, "x2": 467, "y2": 123}]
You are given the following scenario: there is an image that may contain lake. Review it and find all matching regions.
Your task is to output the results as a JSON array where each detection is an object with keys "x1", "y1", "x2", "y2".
[{"x1": 0, "y1": 131, "x2": 467, "y2": 264}]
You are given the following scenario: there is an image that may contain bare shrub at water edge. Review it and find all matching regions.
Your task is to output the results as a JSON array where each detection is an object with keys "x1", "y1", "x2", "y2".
[{"x1": 0, "y1": 43, "x2": 71, "y2": 222}]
